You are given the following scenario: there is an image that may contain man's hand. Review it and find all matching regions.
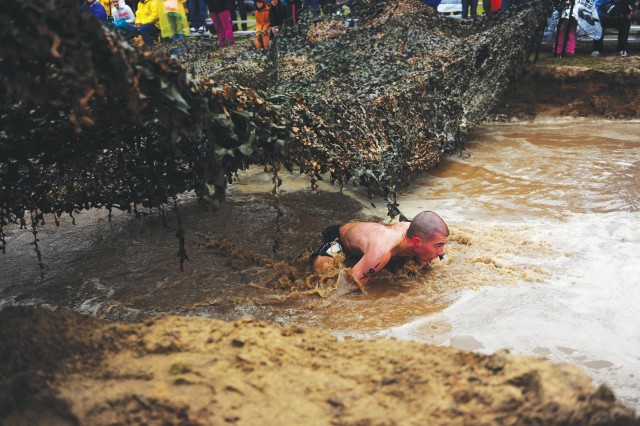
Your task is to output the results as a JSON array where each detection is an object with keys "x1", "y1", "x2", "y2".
[{"x1": 335, "y1": 269, "x2": 367, "y2": 295}]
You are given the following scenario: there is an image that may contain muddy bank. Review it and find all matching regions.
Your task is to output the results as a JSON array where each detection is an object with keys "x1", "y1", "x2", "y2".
[
  {"x1": 494, "y1": 56, "x2": 640, "y2": 119},
  {"x1": 0, "y1": 307, "x2": 637, "y2": 426}
]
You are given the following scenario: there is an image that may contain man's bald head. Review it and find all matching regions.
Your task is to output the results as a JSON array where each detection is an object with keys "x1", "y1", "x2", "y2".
[{"x1": 406, "y1": 211, "x2": 448, "y2": 240}]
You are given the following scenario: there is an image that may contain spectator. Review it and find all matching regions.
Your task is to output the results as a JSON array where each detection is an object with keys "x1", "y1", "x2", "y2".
[
  {"x1": 254, "y1": 0, "x2": 270, "y2": 50},
  {"x1": 304, "y1": 0, "x2": 320, "y2": 18},
  {"x1": 188, "y1": 0, "x2": 208, "y2": 34},
  {"x1": 160, "y1": 0, "x2": 189, "y2": 40},
  {"x1": 421, "y1": 0, "x2": 441, "y2": 9},
  {"x1": 126, "y1": 0, "x2": 139, "y2": 12},
  {"x1": 228, "y1": 0, "x2": 248, "y2": 31},
  {"x1": 135, "y1": 0, "x2": 161, "y2": 47},
  {"x1": 206, "y1": 0, "x2": 235, "y2": 47},
  {"x1": 482, "y1": 0, "x2": 491, "y2": 14},
  {"x1": 592, "y1": 0, "x2": 635, "y2": 56},
  {"x1": 554, "y1": 0, "x2": 577, "y2": 56},
  {"x1": 82, "y1": 0, "x2": 108, "y2": 22},
  {"x1": 288, "y1": 0, "x2": 302, "y2": 26},
  {"x1": 269, "y1": 0, "x2": 288, "y2": 35},
  {"x1": 482, "y1": 0, "x2": 500, "y2": 14},
  {"x1": 99, "y1": 0, "x2": 114, "y2": 19},
  {"x1": 269, "y1": 0, "x2": 288, "y2": 46},
  {"x1": 112, "y1": 0, "x2": 136, "y2": 33},
  {"x1": 462, "y1": 0, "x2": 478, "y2": 18}
]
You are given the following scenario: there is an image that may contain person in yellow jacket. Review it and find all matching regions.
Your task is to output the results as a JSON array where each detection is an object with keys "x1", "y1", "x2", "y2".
[
  {"x1": 159, "y1": 0, "x2": 190, "y2": 40},
  {"x1": 254, "y1": 0, "x2": 270, "y2": 51},
  {"x1": 98, "y1": 0, "x2": 114, "y2": 19},
  {"x1": 135, "y1": 0, "x2": 161, "y2": 47}
]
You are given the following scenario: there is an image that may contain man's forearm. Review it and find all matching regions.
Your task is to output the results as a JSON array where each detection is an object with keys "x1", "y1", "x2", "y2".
[{"x1": 347, "y1": 269, "x2": 367, "y2": 293}]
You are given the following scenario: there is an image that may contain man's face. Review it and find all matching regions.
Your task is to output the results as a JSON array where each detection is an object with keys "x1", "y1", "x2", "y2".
[
  {"x1": 113, "y1": 0, "x2": 119, "y2": 6},
  {"x1": 413, "y1": 232, "x2": 448, "y2": 265},
  {"x1": 270, "y1": 0, "x2": 277, "y2": 5}
]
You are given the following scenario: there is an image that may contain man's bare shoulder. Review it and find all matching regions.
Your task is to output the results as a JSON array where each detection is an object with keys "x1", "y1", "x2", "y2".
[
  {"x1": 388, "y1": 221, "x2": 411, "y2": 232},
  {"x1": 340, "y1": 221, "x2": 407, "y2": 252},
  {"x1": 341, "y1": 221, "x2": 386, "y2": 232}
]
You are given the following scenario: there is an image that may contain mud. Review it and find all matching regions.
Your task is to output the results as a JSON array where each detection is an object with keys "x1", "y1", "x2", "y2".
[
  {"x1": 1, "y1": 307, "x2": 637, "y2": 426},
  {"x1": 494, "y1": 55, "x2": 640, "y2": 119},
  {"x1": 3, "y1": 15, "x2": 640, "y2": 425}
]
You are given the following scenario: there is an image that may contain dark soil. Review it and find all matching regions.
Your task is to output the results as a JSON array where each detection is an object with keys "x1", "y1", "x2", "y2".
[{"x1": 494, "y1": 55, "x2": 640, "y2": 119}]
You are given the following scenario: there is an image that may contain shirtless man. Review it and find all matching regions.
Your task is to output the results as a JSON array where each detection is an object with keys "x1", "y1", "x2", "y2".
[{"x1": 311, "y1": 211, "x2": 449, "y2": 290}]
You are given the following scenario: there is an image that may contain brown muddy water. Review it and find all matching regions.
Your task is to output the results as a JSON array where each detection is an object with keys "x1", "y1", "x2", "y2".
[{"x1": 1, "y1": 118, "x2": 639, "y2": 410}]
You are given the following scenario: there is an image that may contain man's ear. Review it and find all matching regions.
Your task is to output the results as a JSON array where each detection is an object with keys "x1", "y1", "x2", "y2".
[{"x1": 412, "y1": 236, "x2": 422, "y2": 247}]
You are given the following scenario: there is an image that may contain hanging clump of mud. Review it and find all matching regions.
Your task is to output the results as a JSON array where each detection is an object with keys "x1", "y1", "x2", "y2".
[{"x1": 0, "y1": 0, "x2": 555, "y2": 265}]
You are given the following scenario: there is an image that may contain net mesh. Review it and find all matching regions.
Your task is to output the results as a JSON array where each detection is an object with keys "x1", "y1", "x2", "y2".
[{"x1": 0, "y1": 0, "x2": 553, "y2": 257}]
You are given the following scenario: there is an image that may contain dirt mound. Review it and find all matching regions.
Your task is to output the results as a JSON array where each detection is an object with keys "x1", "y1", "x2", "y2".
[
  {"x1": 1, "y1": 307, "x2": 637, "y2": 425},
  {"x1": 494, "y1": 56, "x2": 640, "y2": 119}
]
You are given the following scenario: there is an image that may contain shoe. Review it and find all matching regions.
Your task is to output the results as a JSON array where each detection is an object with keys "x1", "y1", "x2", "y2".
[
  {"x1": 619, "y1": 50, "x2": 628, "y2": 57},
  {"x1": 198, "y1": 26, "x2": 206, "y2": 34},
  {"x1": 591, "y1": 50, "x2": 600, "y2": 57},
  {"x1": 190, "y1": 27, "x2": 197, "y2": 33}
]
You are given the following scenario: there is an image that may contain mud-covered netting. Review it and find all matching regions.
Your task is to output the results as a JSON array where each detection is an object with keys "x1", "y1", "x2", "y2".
[{"x1": 0, "y1": 0, "x2": 554, "y2": 259}]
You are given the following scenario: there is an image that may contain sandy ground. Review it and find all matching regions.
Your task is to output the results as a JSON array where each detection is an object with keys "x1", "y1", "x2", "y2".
[{"x1": 1, "y1": 307, "x2": 638, "y2": 425}]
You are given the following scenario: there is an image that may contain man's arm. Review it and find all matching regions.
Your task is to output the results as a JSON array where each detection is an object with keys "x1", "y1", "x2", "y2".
[{"x1": 350, "y1": 250, "x2": 392, "y2": 285}]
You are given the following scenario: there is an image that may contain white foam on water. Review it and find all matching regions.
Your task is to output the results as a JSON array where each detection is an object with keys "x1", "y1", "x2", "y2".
[{"x1": 378, "y1": 211, "x2": 640, "y2": 409}]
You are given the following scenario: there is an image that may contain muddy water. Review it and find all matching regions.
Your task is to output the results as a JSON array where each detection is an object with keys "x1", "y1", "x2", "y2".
[
  {"x1": 373, "y1": 118, "x2": 640, "y2": 410},
  {"x1": 1, "y1": 119, "x2": 639, "y2": 409}
]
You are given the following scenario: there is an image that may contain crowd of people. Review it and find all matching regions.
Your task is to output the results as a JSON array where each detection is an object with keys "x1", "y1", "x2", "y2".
[
  {"x1": 553, "y1": 0, "x2": 638, "y2": 57},
  {"x1": 81, "y1": 0, "x2": 335, "y2": 50},
  {"x1": 81, "y1": 0, "x2": 638, "y2": 57},
  {"x1": 455, "y1": 0, "x2": 529, "y2": 19},
  {"x1": 81, "y1": 0, "x2": 187, "y2": 47}
]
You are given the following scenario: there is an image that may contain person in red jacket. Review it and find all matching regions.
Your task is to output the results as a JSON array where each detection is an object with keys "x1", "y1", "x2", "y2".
[{"x1": 482, "y1": 0, "x2": 500, "y2": 14}]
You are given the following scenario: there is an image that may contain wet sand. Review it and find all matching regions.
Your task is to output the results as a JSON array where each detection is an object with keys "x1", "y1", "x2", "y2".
[{"x1": 1, "y1": 306, "x2": 637, "y2": 426}]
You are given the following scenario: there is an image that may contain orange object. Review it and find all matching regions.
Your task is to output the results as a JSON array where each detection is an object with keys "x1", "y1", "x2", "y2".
[{"x1": 254, "y1": 5, "x2": 270, "y2": 50}]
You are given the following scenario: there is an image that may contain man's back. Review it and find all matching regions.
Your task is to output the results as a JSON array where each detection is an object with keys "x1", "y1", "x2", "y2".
[
  {"x1": 339, "y1": 221, "x2": 413, "y2": 285},
  {"x1": 340, "y1": 222, "x2": 409, "y2": 258},
  {"x1": 311, "y1": 211, "x2": 448, "y2": 291}
]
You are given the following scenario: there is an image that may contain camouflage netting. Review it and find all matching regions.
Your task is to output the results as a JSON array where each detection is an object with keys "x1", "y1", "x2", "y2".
[{"x1": 0, "y1": 0, "x2": 553, "y2": 268}]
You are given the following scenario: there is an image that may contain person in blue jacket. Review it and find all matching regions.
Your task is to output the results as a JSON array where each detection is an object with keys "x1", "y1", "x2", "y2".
[
  {"x1": 592, "y1": 0, "x2": 635, "y2": 56},
  {"x1": 82, "y1": 0, "x2": 108, "y2": 22},
  {"x1": 421, "y1": 0, "x2": 442, "y2": 8}
]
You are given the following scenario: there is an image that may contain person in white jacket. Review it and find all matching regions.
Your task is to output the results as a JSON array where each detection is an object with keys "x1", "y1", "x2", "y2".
[{"x1": 112, "y1": 0, "x2": 136, "y2": 31}]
